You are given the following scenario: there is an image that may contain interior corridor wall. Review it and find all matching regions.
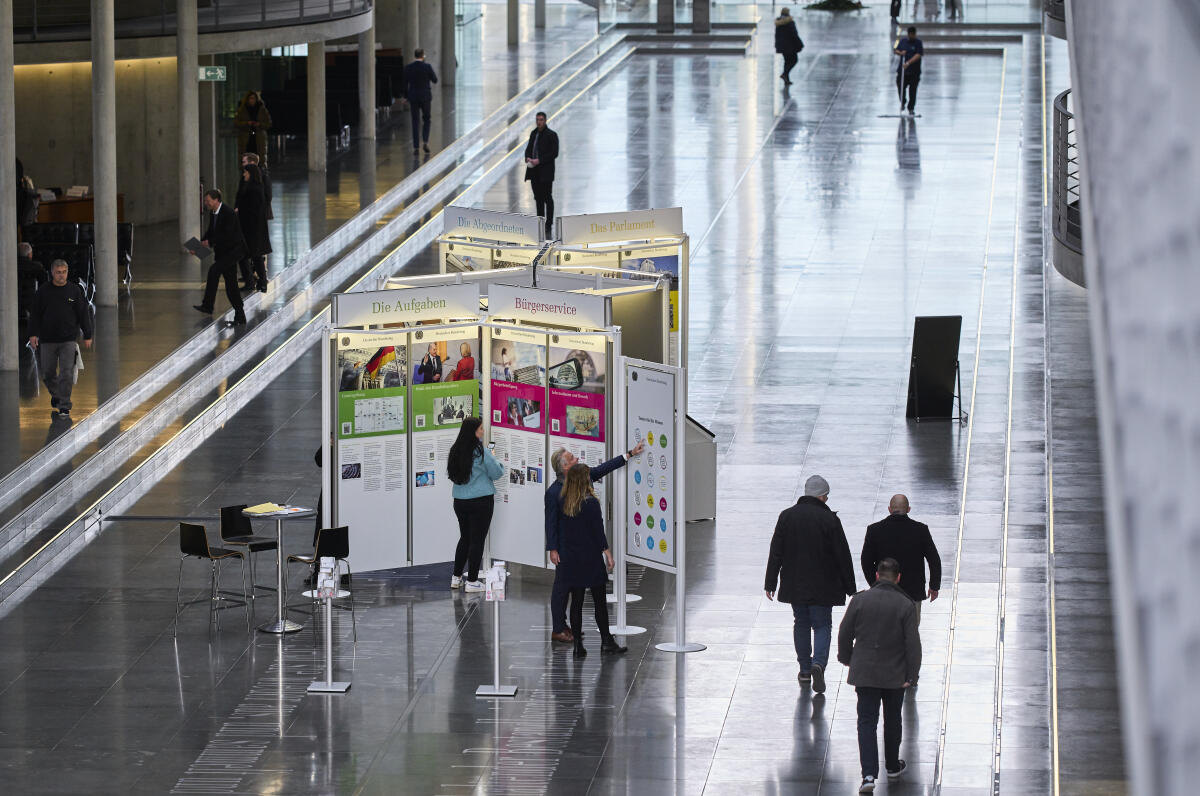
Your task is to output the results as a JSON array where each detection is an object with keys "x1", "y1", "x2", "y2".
[
  {"x1": 14, "y1": 58, "x2": 180, "y2": 225},
  {"x1": 1064, "y1": 2, "x2": 1200, "y2": 794}
]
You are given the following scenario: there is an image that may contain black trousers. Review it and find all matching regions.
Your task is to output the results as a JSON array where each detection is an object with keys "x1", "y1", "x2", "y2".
[
  {"x1": 409, "y1": 99, "x2": 432, "y2": 146},
  {"x1": 569, "y1": 584, "x2": 611, "y2": 640},
  {"x1": 856, "y1": 686, "x2": 905, "y2": 778},
  {"x1": 201, "y1": 256, "x2": 245, "y2": 314},
  {"x1": 781, "y1": 51, "x2": 798, "y2": 80},
  {"x1": 531, "y1": 180, "x2": 554, "y2": 235},
  {"x1": 550, "y1": 568, "x2": 572, "y2": 633},
  {"x1": 897, "y1": 72, "x2": 919, "y2": 111},
  {"x1": 239, "y1": 255, "x2": 266, "y2": 286},
  {"x1": 452, "y1": 496, "x2": 494, "y2": 582}
]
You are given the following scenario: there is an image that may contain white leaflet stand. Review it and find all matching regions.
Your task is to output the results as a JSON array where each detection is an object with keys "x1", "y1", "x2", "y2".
[
  {"x1": 308, "y1": 558, "x2": 351, "y2": 693},
  {"x1": 476, "y1": 561, "x2": 518, "y2": 698}
]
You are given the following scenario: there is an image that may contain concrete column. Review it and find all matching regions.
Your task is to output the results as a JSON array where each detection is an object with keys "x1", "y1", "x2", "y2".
[
  {"x1": 656, "y1": 0, "x2": 674, "y2": 34},
  {"x1": 307, "y1": 41, "x2": 327, "y2": 172},
  {"x1": 402, "y1": 0, "x2": 419, "y2": 61},
  {"x1": 91, "y1": 0, "x2": 118, "y2": 308},
  {"x1": 0, "y1": 0, "x2": 17, "y2": 371},
  {"x1": 441, "y1": 0, "x2": 456, "y2": 87},
  {"x1": 177, "y1": 0, "x2": 200, "y2": 247},
  {"x1": 358, "y1": 27, "x2": 376, "y2": 140},
  {"x1": 535, "y1": 0, "x2": 545, "y2": 29},
  {"x1": 692, "y1": 0, "x2": 710, "y2": 34},
  {"x1": 507, "y1": 0, "x2": 518, "y2": 46}
]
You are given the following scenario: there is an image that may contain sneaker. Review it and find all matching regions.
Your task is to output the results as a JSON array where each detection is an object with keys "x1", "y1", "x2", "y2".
[
  {"x1": 450, "y1": 575, "x2": 462, "y2": 589},
  {"x1": 798, "y1": 671, "x2": 811, "y2": 684},
  {"x1": 887, "y1": 760, "x2": 906, "y2": 781},
  {"x1": 463, "y1": 580, "x2": 485, "y2": 593},
  {"x1": 859, "y1": 776, "x2": 876, "y2": 793},
  {"x1": 811, "y1": 662, "x2": 826, "y2": 694},
  {"x1": 57, "y1": 408, "x2": 70, "y2": 419}
]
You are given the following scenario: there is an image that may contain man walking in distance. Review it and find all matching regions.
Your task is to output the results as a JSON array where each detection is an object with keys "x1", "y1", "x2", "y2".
[
  {"x1": 837, "y1": 558, "x2": 921, "y2": 793},
  {"x1": 27, "y1": 259, "x2": 94, "y2": 419},
  {"x1": 861, "y1": 494, "x2": 941, "y2": 626},
  {"x1": 764, "y1": 475, "x2": 857, "y2": 693},
  {"x1": 895, "y1": 26, "x2": 923, "y2": 115},
  {"x1": 404, "y1": 49, "x2": 438, "y2": 154},
  {"x1": 545, "y1": 440, "x2": 645, "y2": 643},
  {"x1": 193, "y1": 189, "x2": 248, "y2": 326},
  {"x1": 524, "y1": 112, "x2": 559, "y2": 239}
]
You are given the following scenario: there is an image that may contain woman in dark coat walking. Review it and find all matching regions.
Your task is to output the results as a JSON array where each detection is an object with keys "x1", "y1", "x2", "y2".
[
  {"x1": 775, "y1": 8, "x2": 804, "y2": 85},
  {"x1": 235, "y1": 164, "x2": 272, "y2": 292},
  {"x1": 235, "y1": 91, "x2": 272, "y2": 161},
  {"x1": 557, "y1": 463, "x2": 627, "y2": 658}
]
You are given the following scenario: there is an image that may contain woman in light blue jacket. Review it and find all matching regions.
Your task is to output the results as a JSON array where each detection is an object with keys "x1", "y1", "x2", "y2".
[{"x1": 447, "y1": 417, "x2": 503, "y2": 591}]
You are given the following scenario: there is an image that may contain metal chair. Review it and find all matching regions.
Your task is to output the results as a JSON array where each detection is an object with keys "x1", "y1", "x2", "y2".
[
  {"x1": 219, "y1": 504, "x2": 278, "y2": 598},
  {"x1": 173, "y1": 522, "x2": 251, "y2": 636},
  {"x1": 287, "y1": 526, "x2": 356, "y2": 642}
]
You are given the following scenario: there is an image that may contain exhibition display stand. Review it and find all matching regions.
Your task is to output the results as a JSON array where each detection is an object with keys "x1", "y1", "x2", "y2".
[
  {"x1": 549, "y1": 208, "x2": 689, "y2": 368},
  {"x1": 324, "y1": 273, "x2": 670, "y2": 577},
  {"x1": 436, "y1": 206, "x2": 547, "y2": 274}
]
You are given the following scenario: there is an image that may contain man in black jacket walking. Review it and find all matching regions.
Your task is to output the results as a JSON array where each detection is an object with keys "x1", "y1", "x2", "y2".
[
  {"x1": 861, "y1": 494, "x2": 941, "y2": 624},
  {"x1": 524, "y1": 112, "x2": 558, "y2": 239},
  {"x1": 193, "y1": 189, "x2": 248, "y2": 325},
  {"x1": 404, "y1": 49, "x2": 438, "y2": 153},
  {"x1": 838, "y1": 557, "x2": 921, "y2": 793},
  {"x1": 27, "y1": 258, "x2": 94, "y2": 418},
  {"x1": 764, "y1": 474, "x2": 857, "y2": 693}
]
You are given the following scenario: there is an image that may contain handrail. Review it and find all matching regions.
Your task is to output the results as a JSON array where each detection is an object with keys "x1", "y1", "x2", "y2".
[
  {"x1": 14, "y1": 0, "x2": 372, "y2": 43},
  {"x1": 1052, "y1": 89, "x2": 1082, "y2": 256}
]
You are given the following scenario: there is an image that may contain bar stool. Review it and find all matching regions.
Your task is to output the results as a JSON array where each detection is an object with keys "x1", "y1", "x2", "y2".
[
  {"x1": 173, "y1": 522, "x2": 251, "y2": 636},
  {"x1": 219, "y1": 504, "x2": 278, "y2": 597},
  {"x1": 287, "y1": 526, "x2": 356, "y2": 642}
]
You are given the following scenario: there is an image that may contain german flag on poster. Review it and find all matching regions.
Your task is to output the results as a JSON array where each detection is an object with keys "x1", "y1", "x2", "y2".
[{"x1": 365, "y1": 346, "x2": 396, "y2": 377}]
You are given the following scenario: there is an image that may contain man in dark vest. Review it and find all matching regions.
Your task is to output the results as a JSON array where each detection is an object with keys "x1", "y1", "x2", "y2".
[{"x1": 524, "y1": 112, "x2": 559, "y2": 239}]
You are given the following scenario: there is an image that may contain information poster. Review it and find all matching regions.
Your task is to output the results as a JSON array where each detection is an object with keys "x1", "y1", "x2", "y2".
[
  {"x1": 442, "y1": 242, "x2": 493, "y2": 272},
  {"x1": 624, "y1": 361, "x2": 678, "y2": 572},
  {"x1": 334, "y1": 332, "x2": 409, "y2": 571},
  {"x1": 410, "y1": 326, "x2": 482, "y2": 565},
  {"x1": 622, "y1": 246, "x2": 680, "y2": 366},
  {"x1": 557, "y1": 247, "x2": 619, "y2": 273},
  {"x1": 548, "y1": 333, "x2": 610, "y2": 508},
  {"x1": 489, "y1": 328, "x2": 549, "y2": 566}
]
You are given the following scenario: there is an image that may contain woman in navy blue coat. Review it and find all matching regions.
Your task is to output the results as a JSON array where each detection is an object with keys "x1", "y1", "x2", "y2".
[{"x1": 558, "y1": 463, "x2": 627, "y2": 658}]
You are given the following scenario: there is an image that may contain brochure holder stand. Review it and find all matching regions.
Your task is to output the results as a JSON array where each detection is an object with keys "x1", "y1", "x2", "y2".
[
  {"x1": 308, "y1": 557, "x2": 351, "y2": 693},
  {"x1": 476, "y1": 561, "x2": 518, "y2": 698}
]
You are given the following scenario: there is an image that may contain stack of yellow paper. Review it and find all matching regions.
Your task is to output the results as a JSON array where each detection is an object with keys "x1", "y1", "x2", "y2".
[{"x1": 243, "y1": 502, "x2": 283, "y2": 515}]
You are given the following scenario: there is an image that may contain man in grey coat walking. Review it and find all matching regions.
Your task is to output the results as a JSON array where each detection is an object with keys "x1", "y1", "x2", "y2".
[{"x1": 837, "y1": 557, "x2": 921, "y2": 793}]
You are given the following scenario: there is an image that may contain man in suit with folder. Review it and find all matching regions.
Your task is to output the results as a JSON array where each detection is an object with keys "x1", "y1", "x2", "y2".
[{"x1": 193, "y1": 188, "x2": 248, "y2": 325}]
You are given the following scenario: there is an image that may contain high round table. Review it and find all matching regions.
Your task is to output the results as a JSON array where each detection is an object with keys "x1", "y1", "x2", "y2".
[{"x1": 244, "y1": 505, "x2": 315, "y2": 634}]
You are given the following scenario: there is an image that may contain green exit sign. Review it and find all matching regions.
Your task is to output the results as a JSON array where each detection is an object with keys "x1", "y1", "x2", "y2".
[{"x1": 198, "y1": 66, "x2": 227, "y2": 81}]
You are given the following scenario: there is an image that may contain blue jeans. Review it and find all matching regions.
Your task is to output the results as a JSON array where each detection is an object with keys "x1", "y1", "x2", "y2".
[{"x1": 791, "y1": 603, "x2": 832, "y2": 672}]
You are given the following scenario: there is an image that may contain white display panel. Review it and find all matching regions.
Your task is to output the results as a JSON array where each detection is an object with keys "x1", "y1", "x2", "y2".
[
  {"x1": 488, "y1": 328, "x2": 550, "y2": 567},
  {"x1": 624, "y1": 360, "x2": 680, "y2": 572},
  {"x1": 333, "y1": 332, "x2": 410, "y2": 572},
  {"x1": 409, "y1": 326, "x2": 483, "y2": 565}
]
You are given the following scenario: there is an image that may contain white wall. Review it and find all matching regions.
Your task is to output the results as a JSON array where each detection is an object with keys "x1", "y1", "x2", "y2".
[
  {"x1": 15, "y1": 57, "x2": 181, "y2": 225},
  {"x1": 1065, "y1": 2, "x2": 1200, "y2": 794}
]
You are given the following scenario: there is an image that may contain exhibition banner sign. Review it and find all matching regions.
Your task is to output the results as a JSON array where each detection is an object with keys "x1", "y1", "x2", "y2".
[
  {"x1": 334, "y1": 332, "x2": 409, "y2": 571},
  {"x1": 409, "y1": 326, "x2": 483, "y2": 565},
  {"x1": 548, "y1": 333, "x2": 610, "y2": 509},
  {"x1": 624, "y1": 359, "x2": 680, "y2": 573},
  {"x1": 621, "y1": 244, "x2": 682, "y2": 364},
  {"x1": 488, "y1": 284, "x2": 607, "y2": 330},
  {"x1": 559, "y1": 207, "x2": 683, "y2": 246},
  {"x1": 334, "y1": 284, "x2": 481, "y2": 327},
  {"x1": 488, "y1": 327, "x2": 550, "y2": 567},
  {"x1": 443, "y1": 206, "x2": 543, "y2": 244}
]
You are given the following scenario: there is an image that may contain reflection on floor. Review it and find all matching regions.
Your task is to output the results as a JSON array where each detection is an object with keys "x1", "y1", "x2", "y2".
[{"x1": 0, "y1": 4, "x2": 1127, "y2": 796}]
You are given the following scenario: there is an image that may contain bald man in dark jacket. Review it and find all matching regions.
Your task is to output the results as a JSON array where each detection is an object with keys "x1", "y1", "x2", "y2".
[{"x1": 861, "y1": 494, "x2": 941, "y2": 625}]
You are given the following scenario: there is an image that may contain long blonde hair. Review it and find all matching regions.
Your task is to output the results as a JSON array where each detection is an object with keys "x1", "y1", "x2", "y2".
[{"x1": 561, "y1": 463, "x2": 595, "y2": 517}]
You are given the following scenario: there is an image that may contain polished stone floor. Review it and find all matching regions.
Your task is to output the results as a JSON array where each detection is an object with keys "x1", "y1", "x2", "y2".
[{"x1": 0, "y1": 4, "x2": 1126, "y2": 795}]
